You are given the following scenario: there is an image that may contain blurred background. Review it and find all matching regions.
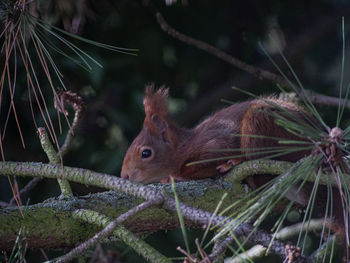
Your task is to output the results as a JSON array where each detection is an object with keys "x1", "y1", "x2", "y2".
[{"x1": 1, "y1": 0, "x2": 350, "y2": 262}]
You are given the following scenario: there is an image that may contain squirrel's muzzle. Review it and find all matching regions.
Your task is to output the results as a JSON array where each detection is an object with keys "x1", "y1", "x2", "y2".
[{"x1": 121, "y1": 171, "x2": 129, "y2": 180}]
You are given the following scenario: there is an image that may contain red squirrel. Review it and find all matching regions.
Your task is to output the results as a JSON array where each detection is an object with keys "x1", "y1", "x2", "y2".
[
  {"x1": 121, "y1": 86, "x2": 349, "y2": 259},
  {"x1": 121, "y1": 85, "x2": 310, "y2": 184}
]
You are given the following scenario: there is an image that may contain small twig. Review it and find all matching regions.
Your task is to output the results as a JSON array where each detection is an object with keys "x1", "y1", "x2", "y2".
[
  {"x1": 177, "y1": 246, "x2": 197, "y2": 262},
  {"x1": 155, "y1": 12, "x2": 288, "y2": 86},
  {"x1": 38, "y1": 127, "x2": 73, "y2": 198},
  {"x1": 178, "y1": 238, "x2": 211, "y2": 263},
  {"x1": 195, "y1": 238, "x2": 209, "y2": 262},
  {"x1": 304, "y1": 90, "x2": 350, "y2": 110},
  {"x1": 39, "y1": 248, "x2": 49, "y2": 261},
  {"x1": 9, "y1": 177, "x2": 42, "y2": 206},
  {"x1": 156, "y1": 11, "x2": 350, "y2": 112},
  {"x1": 11, "y1": 178, "x2": 22, "y2": 206},
  {"x1": 56, "y1": 200, "x2": 160, "y2": 263},
  {"x1": 37, "y1": 91, "x2": 82, "y2": 198},
  {"x1": 6, "y1": 93, "x2": 81, "y2": 204},
  {"x1": 54, "y1": 90, "x2": 84, "y2": 158},
  {"x1": 38, "y1": 128, "x2": 60, "y2": 164}
]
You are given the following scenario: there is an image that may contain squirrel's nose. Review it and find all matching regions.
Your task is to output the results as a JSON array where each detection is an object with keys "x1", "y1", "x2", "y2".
[{"x1": 121, "y1": 172, "x2": 129, "y2": 180}]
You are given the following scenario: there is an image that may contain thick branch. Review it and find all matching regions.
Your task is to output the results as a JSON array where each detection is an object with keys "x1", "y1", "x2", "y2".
[
  {"x1": 0, "y1": 161, "x2": 290, "y2": 258},
  {"x1": 0, "y1": 160, "x2": 342, "y2": 189},
  {"x1": 0, "y1": 180, "x2": 243, "y2": 250},
  {"x1": 0, "y1": 160, "x2": 328, "y2": 260}
]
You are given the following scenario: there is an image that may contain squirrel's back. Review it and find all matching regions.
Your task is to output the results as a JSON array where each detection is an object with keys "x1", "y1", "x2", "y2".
[{"x1": 175, "y1": 97, "x2": 308, "y2": 179}]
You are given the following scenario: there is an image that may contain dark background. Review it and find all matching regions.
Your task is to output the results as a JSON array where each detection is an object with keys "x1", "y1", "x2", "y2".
[{"x1": 1, "y1": 0, "x2": 349, "y2": 262}]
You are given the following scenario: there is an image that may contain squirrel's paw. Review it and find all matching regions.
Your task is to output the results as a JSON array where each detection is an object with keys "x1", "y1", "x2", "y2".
[
  {"x1": 216, "y1": 159, "x2": 242, "y2": 173},
  {"x1": 216, "y1": 162, "x2": 232, "y2": 173},
  {"x1": 160, "y1": 175, "x2": 187, "y2": 184}
]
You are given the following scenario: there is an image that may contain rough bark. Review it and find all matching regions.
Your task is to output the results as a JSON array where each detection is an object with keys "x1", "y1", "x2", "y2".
[{"x1": 0, "y1": 177, "x2": 244, "y2": 250}]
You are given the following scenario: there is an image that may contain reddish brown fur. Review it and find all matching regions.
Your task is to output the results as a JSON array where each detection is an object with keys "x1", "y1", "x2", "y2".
[
  {"x1": 241, "y1": 99, "x2": 308, "y2": 162},
  {"x1": 121, "y1": 87, "x2": 309, "y2": 183},
  {"x1": 121, "y1": 87, "x2": 350, "y2": 258},
  {"x1": 143, "y1": 85, "x2": 169, "y2": 133},
  {"x1": 143, "y1": 85, "x2": 169, "y2": 118}
]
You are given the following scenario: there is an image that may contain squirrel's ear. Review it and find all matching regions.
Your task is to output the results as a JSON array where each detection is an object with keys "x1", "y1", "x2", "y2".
[
  {"x1": 143, "y1": 85, "x2": 174, "y2": 144},
  {"x1": 150, "y1": 114, "x2": 170, "y2": 143},
  {"x1": 143, "y1": 84, "x2": 169, "y2": 119}
]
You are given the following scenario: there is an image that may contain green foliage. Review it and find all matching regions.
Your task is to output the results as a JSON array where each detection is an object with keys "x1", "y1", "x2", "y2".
[{"x1": 206, "y1": 17, "x2": 350, "y2": 262}]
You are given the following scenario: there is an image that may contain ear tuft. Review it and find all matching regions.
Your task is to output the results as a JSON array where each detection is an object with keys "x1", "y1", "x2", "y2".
[
  {"x1": 143, "y1": 84, "x2": 169, "y2": 120},
  {"x1": 150, "y1": 114, "x2": 169, "y2": 142},
  {"x1": 143, "y1": 85, "x2": 177, "y2": 146}
]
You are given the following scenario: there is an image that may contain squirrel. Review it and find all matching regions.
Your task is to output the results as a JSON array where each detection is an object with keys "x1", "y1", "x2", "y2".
[
  {"x1": 121, "y1": 85, "x2": 311, "y2": 185},
  {"x1": 121, "y1": 86, "x2": 350, "y2": 259}
]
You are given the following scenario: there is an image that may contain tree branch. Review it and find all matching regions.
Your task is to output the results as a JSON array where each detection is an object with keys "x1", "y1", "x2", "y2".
[
  {"x1": 54, "y1": 90, "x2": 84, "y2": 158},
  {"x1": 155, "y1": 12, "x2": 289, "y2": 87},
  {"x1": 0, "y1": 179, "x2": 239, "y2": 250},
  {"x1": 156, "y1": 10, "x2": 345, "y2": 125},
  {"x1": 73, "y1": 210, "x2": 170, "y2": 263},
  {"x1": 2, "y1": 160, "x2": 335, "y2": 260},
  {"x1": 8, "y1": 177, "x2": 42, "y2": 206},
  {"x1": 227, "y1": 219, "x2": 328, "y2": 263},
  {"x1": 0, "y1": 160, "x2": 293, "y2": 259},
  {"x1": 57, "y1": 201, "x2": 166, "y2": 263},
  {"x1": 38, "y1": 127, "x2": 73, "y2": 198}
]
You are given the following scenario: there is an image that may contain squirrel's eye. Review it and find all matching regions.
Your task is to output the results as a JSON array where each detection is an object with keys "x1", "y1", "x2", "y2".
[{"x1": 141, "y1": 149, "x2": 152, "y2": 159}]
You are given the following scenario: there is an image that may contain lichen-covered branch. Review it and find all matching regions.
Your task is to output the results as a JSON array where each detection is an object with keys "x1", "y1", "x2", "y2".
[
  {"x1": 0, "y1": 160, "x2": 342, "y2": 191},
  {"x1": 72, "y1": 210, "x2": 171, "y2": 263},
  {"x1": 0, "y1": 180, "x2": 242, "y2": 250},
  {"x1": 38, "y1": 127, "x2": 72, "y2": 197},
  {"x1": 226, "y1": 219, "x2": 332, "y2": 263},
  {"x1": 0, "y1": 161, "x2": 290, "y2": 258},
  {"x1": 224, "y1": 159, "x2": 348, "y2": 186},
  {"x1": 227, "y1": 245, "x2": 266, "y2": 263},
  {"x1": 0, "y1": 160, "x2": 329, "y2": 260},
  {"x1": 209, "y1": 235, "x2": 235, "y2": 262},
  {"x1": 57, "y1": 201, "x2": 163, "y2": 263},
  {"x1": 0, "y1": 161, "x2": 162, "y2": 201},
  {"x1": 276, "y1": 219, "x2": 325, "y2": 240}
]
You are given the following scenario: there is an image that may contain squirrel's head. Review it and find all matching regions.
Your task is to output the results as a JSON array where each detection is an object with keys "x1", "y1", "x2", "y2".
[{"x1": 121, "y1": 85, "x2": 178, "y2": 183}]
